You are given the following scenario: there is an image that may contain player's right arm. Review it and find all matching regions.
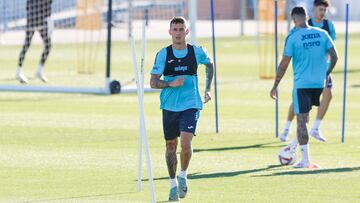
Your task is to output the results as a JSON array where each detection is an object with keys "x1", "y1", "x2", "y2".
[
  {"x1": 150, "y1": 74, "x2": 184, "y2": 89},
  {"x1": 270, "y1": 33, "x2": 293, "y2": 100},
  {"x1": 150, "y1": 48, "x2": 184, "y2": 89},
  {"x1": 270, "y1": 56, "x2": 291, "y2": 100}
]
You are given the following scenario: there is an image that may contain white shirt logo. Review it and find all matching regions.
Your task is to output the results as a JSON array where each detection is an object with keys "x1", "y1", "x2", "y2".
[
  {"x1": 167, "y1": 59, "x2": 174, "y2": 63},
  {"x1": 187, "y1": 126, "x2": 194, "y2": 129}
]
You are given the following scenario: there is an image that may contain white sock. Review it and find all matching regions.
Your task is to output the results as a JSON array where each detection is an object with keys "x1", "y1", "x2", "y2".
[
  {"x1": 312, "y1": 119, "x2": 322, "y2": 131},
  {"x1": 17, "y1": 66, "x2": 22, "y2": 74},
  {"x1": 284, "y1": 121, "x2": 292, "y2": 131},
  {"x1": 179, "y1": 170, "x2": 187, "y2": 179},
  {"x1": 170, "y1": 178, "x2": 178, "y2": 188},
  {"x1": 300, "y1": 144, "x2": 310, "y2": 163},
  {"x1": 36, "y1": 64, "x2": 44, "y2": 73}
]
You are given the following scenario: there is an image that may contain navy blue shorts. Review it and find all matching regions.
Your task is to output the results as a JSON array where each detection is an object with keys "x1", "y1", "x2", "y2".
[
  {"x1": 293, "y1": 88, "x2": 323, "y2": 114},
  {"x1": 162, "y1": 108, "x2": 200, "y2": 140}
]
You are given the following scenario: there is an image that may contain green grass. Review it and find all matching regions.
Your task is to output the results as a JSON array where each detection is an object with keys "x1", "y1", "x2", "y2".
[{"x1": 0, "y1": 34, "x2": 360, "y2": 202}]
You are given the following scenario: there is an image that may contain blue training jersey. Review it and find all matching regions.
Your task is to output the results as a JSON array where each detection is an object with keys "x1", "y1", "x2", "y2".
[
  {"x1": 283, "y1": 27, "x2": 335, "y2": 88},
  {"x1": 151, "y1": 45, "x2": 211, "y2": 112},
  {"x1": 309, "y1": 18, "x2": 336, "y2": 41}
]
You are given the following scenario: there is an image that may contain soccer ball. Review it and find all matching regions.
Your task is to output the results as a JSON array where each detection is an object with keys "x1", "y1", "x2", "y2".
[{"x1": 278, "y1": 146, "x2": 296, "y2": 165}]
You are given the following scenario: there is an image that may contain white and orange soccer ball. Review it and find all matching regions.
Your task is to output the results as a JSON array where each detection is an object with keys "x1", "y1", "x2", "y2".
[{"x1": 278, "y1": 146, "x2": 297, "y2": 165}]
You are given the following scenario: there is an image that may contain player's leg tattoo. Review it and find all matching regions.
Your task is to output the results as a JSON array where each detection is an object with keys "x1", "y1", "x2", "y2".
[
  {"x1": 297, "y1": 113, "x2": 309, "y2": 145},
  {"x1": 205, "y1": 62, "x2": 214, "y2": 91},
  {"x1": 39, "y1": 27, "x2": 52, "y2": 66},
  {"x1": 166, "y1": 139, "x2": 178, "y2": 179},
  {"x1": 18, "y1": 30, "x2": 35, "y2": 67}
]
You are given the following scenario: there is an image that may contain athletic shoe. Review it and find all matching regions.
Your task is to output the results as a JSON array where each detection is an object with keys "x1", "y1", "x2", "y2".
[
  {"x1": 16, "y1": 72, "x2": 29, "y2": 84},
  {"x1": 177, "y1": 176, "x2": 188, "y2": 198},
  {"x1": 294, "y1": 161, "x2": 321, "y2": 169},
  {"x1": 293, "y1": 161, "x2": 310, "y2": 168},
  {"x1": 35, "y1": 71, "x2": 48, "y2": 83},
  {"x1": 280, "y1": 129, "x2": 289, "y2": 142},
  {"x1": 310, "y1": 129, "x2": 327, "y2": 142},
  {"x1": 168, "y1": 186, "x2": 179, "y2": 202}
]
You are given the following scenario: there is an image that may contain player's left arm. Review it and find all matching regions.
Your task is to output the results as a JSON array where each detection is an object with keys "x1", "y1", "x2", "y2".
[
  {"x1": 270, "y1": 56, "x2": 291, "y2": 100},
  {"x1": 204, "y1": 60, "x2": 214, "y2": 103},
  {"x1": 196, "y1": 46, "x2": 214, "y2": 103}
]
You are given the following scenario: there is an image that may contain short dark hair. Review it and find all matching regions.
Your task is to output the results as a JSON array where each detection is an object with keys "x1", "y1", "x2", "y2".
[
  {"x1": 314, "y1": 0, "x2": 330, "y2": 7},
  {"x1": 170, "y1": 16, "x2": 187, "y2": 27},
  {"x1": 291, "y1": 6, "x2": 307, "y2": 17}
]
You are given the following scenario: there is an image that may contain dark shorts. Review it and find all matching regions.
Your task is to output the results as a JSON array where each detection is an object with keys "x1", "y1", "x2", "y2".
[
  {"x1": 293, "y1": 88, "x2": 323, "y2": 114},
  {"x1": 325, "y1": 76, "x2": 333, "y2": 89},
  {"x1": 162, "y1": 108, "x2": 200, "y2": 140}
]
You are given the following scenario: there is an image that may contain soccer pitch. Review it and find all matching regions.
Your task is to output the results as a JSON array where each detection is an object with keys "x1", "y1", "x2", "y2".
[{"x1": 0, "y1": 35, "x2": 360, "y2": 202}]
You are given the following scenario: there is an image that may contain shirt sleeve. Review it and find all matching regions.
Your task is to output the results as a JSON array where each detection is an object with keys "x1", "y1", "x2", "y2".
[
  {"x1": 194, "y1": 46, "x2": 211, "y2": 65},
  {"x1": 151, "y1": 48, "x2": 167, "y2": 75},
  {"x1": 283, "y1": 35, "x2": 293, "y2": 57},
  {"x1": 328, "y1": 21, "x2": 336, "y2": 41},
  {"x1": 324, "y1": 32, "x2": 335, "y2": 51}
]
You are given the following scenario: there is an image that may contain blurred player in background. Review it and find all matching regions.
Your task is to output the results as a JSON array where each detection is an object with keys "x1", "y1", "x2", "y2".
[{"x1": 16, "y1": 0, "x2": 53, "y2": 83}]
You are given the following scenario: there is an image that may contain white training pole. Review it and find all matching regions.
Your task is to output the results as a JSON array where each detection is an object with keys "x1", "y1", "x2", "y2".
[
  {"x1": 189, "y1": 0, "x2": 197, "y2": 45},
  {"x1": 130, "y1": 36, "x2": 143, "y2": 192},
  {"x1": 273, "y1": 0, "x2": 279, "y2": 138},
  {"x1": 140, "y1": 20, "x2": 146, "y2": 105},
  {"x1": 140, "y1": 20, "x2": 156, "y2": 203}
]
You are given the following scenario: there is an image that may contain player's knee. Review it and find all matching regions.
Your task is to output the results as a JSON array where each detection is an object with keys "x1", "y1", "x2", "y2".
[
  {"x1": 166, "y1": 140, "x2": 177, "y2": 153},
  {"x1": 180, "y1": 133, "x2": 193, "y2": 151},
  {"x1": 181, "y1": 141, "x2": 192, "y2": 154}
]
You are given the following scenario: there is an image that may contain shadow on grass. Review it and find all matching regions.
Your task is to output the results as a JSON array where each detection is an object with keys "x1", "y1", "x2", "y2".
[
  {"x1": 254, "y1": 166, "x2": 360, "y2": 177},
  {"x1": 193, "y1": 142, "x2": 279, "y2": 153},
  {"x1": 141, "y1": 165, "x2": 283, "y2": 182},
  {"x1": 25, "y1": 191, "x2": 136, "y2": 202},
  {"x1": 352, "y1": 84, "x2": 360, "y2": 88},
  {"x1": 0, "y1": 77, "x2": 16, "y2": 82},
  {"x1": 188, "y1": 164, "x2": 282, "y2": 179},
  {"x1": 332, "y1": 69, "x2": 360, "y2": 74}
]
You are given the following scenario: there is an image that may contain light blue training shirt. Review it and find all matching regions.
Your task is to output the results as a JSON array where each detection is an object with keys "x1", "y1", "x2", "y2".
[
  {"x1": 283, "y1": 27, "x2": 335, "y2": 88},
  {"x1": 151, "y1": 45, "x2": 211, "y2": 112},
  {"x1": 309, "y1": 18, "x2": 336, "y2": 41}
]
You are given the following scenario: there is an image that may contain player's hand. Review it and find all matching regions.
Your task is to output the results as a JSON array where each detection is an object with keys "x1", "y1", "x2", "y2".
[
  {"x1": 270, "y1": 86, "x2": 277, "y2": 100},
  {"x1": 204, "y1": 90, "x2": 211, "y2": 104},
  {"x1": 169, "y1": 77, "x2": 185, "y2": 87}
]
